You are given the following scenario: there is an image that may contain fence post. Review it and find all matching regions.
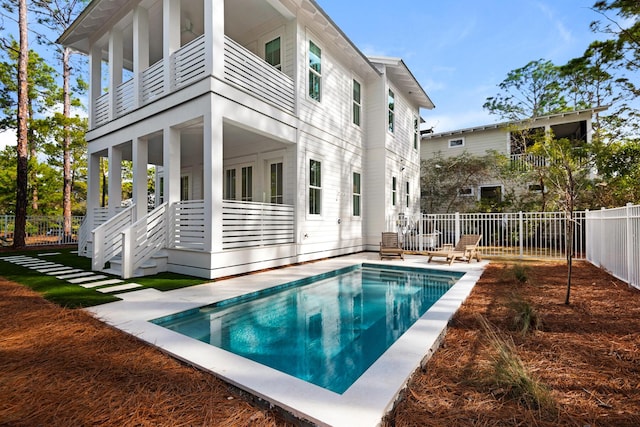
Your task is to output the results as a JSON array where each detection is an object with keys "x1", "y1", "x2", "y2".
[
  {"x1": 454, "y1": 212, "x2": 461, "y2": 243},
  {"x1": 626, "y1": 203, "x2": 633, "y2": 286},
  {"x1": 600, "y1": 207, "x2": 606, "y2": 267},
  {"x1": 519, "y1": 211, "x2": 524, "y2": 259}
]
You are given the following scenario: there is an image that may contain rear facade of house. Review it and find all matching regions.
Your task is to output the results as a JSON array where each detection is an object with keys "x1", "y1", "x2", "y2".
[{"x1": 59, "y1": 0, "x2": 434, "y2": 279}]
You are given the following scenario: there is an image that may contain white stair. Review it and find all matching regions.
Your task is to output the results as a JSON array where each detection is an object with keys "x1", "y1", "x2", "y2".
[{"x1": 106, "y1": 250, "x2": 168, "y2": 277}]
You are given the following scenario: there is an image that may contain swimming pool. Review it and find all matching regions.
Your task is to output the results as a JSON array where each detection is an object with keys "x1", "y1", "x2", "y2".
[{"x1": 152, "y1": 263, "x2": 464, "y2": 394}]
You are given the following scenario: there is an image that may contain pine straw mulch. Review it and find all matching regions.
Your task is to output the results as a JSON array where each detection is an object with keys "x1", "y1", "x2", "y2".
[
  {"x1": 1, "y1": 261, "x2": 640, "y2": 426},
  {"x1": 385, "y1": 261, "x2": 640, "y2": 427}
]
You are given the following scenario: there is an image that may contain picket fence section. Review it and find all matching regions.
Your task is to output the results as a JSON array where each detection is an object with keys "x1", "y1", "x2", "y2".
[
  {"x1": 0, "y1": 215, "x2": 84, "y2": 247},
  {"x1": 586, "y1": 204, "x2": 640, "y2": 290}
]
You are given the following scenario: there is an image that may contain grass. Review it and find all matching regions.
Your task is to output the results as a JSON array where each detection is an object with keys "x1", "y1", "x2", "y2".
[
  {"x1": 478, "y1": 314, "x2": 555, "y2": 411},
  {"x1": 0, "y1": 248, "x2": 208, "y2": 308},
  {"x1": 509, "y1": 294, "x2": 543, "y2": 335}
]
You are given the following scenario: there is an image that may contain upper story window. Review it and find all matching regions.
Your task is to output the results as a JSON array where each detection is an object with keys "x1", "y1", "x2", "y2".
[
  {"x1": 309, "y1": 159, "x2": 322, "y2": 215},
  {"x1": 353, "y1": 80, "x2": 361, "y2": 126},
  {"x1": 413, "y1": 116, "x2": 419, "y2": 149},
  {"x1": 309, "y1": 41, "x2": 322, "y2": 102},
  {"x1": 265, "y1": 37, "x2": 282, "y2": 71},
  {"x1": 388, "y1": 89, "x2": 395, "y2": 133},
  {"x1": 449, "y1": 137, "x2": 465, "y2": 148}
]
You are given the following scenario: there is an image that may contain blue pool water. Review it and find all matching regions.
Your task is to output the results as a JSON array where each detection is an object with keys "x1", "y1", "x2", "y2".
[{"x1": 152, "y1": 263, "x2": 463, "y2": 394}]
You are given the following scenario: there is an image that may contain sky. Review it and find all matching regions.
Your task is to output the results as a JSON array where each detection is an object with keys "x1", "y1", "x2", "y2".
[
  {"x1": 316, "y1": 0, "x2": 608, "y2": 133},
  {"x1": 0, "y1": 0, "x2": 619, "y2": 149}
]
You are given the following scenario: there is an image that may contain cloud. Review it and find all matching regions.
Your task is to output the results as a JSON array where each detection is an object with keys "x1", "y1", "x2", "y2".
[
  {"x1": 534, "y1": 1, "x2": 574, "y2": 46},
  {"x1": 0, "y1": 130, "x2": 16, "y2": 151}
]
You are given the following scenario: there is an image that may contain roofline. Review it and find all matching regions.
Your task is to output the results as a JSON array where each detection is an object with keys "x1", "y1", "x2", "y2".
[
  {"x1": 422, "y1": 106, "x2": 609, "y2": 139},
  {"x1": 57, "y1": 0, "x2": 100, "y2": 45},
  {"x1": 368, "y1": 56, "x2": 435, "y2": 110}
]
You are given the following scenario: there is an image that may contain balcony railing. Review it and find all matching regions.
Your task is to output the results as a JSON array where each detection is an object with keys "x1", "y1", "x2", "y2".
[
  {"x1": 510, "y1": 153, "x2": 547, "y2": 170},
  {"x1": 92, "y1": 33, "x2": 296, "y2": 128}
]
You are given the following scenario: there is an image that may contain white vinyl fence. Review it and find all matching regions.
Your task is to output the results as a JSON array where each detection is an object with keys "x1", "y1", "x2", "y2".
[
  {"x1": 0, "y1": 215, "x2": 85, "y2": 247},
  {"x1": 586, "y1": 204, "x2": 640, "y2": 290},
  {"x1": 387, "y1": 211, "x2": 587, "y2": 261}
]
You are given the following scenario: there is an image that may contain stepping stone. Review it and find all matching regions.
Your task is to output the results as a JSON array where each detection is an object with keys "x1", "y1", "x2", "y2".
[
  {"x1": 70, "y1": 251, "x2": 78, "y2": 254},
  {"x1": 38, "y1": 252, "x2": 61, "y2": 256},
  {"x1": 67, "y1": 275, "x2": 108, "y2": 284},
  {"x1": 39, "y1": 266, "x2": 74, "y2": 274},
  {"x1": 0, "y1": 256, "x2": 31, "y2": 261},
  {"x1": 27, "y1": 262, "x2": 58, "y2": 269},
  {"x1": 13, "y1": 260, "x2": 43, "y2": 266},
  {"x1": 80, "y1": 279, "x2": 123, "y2": 289},
  {"x1": 97, "y1": 283, "x2": 142, "y2": 293},
  {"x1": 56, "y1": 271, "x2": 95, "y2": 280},
  {"x1": 46, "y1": 268, "x2": 83, "y2": 276}
]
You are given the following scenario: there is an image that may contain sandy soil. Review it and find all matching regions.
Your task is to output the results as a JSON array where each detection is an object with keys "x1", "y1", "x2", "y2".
[{"x1": 1, "y1": 260, "x2": 639, "y2": 426}]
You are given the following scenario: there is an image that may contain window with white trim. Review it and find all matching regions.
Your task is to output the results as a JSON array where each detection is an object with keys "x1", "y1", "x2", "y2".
[
  {"x1": 224, "y1": 169, "x2": 236, "y2": 200},
  {"x1": 353, "y1": 172, "x2": 361, "y2": 216},
  {"x1": 413, "y1": 116, "x2": 419, "y2": 149},
  {"x1": 353, "y1": 80, "x2": 361, "y2": 126},
  {"x1": 449, "y1": 137, "x2": 465, "y2": 148},
  {"x1": 309, "y1": 159, "x2": 321, "y2": 215},
  {"x1": 241, "y1": 166, "x2": 253, "y2": 201},
  {"x1": 392, "y1": 176, "x2": 397, "y2": 206},
  {"x1": 406, "y1": 181, "x2": 410, "y2": 208},
  {"x1": 265, "y1": 37, "x2": 281, "y2": 70},
  {"x1": 309, "y1": 41, "x2": 322, "y2": 101},
  {"x1": 459, "y1": 187, "x2": 474, "y2": 197}
]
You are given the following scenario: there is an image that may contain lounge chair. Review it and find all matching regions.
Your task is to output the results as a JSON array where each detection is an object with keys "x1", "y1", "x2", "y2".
[
  {"x1": 423, "y1": 234, "x2": 482, "y2": 265},
  {"x1": 379, "y1": 232, "x2": 404, "y2": 260}
]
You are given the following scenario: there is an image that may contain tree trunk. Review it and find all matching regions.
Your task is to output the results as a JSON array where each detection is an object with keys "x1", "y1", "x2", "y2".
[
  {"x1": 62, "y1": 47, "x2": 72, "y2": 240},
  {"x1": 13, "y1": 0, "x2": 29, "y2": 249}
]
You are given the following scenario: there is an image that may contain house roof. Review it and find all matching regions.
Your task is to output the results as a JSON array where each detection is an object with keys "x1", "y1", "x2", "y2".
[
  {"x1": 422, "y1": 106, "x2": 608, "y2": 139},
  {"x1": 368, "y1": 56, "x2": 435, "y2": 110}
]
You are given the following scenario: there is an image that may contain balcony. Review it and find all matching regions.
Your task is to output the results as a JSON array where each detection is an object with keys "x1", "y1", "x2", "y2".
[
  {"x1": 93, "y1": 35, "x2": 295, "y2": 128},
  {"x1": 510, "y1": 153, "x2": 547, "y2": 171}
]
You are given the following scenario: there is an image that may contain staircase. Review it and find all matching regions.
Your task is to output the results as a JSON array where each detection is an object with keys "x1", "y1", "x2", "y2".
[{"x1": 91, "y1": 202, "x2": 169, "y2": 279}]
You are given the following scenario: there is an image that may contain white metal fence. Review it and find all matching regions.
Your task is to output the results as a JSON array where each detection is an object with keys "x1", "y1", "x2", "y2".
[
  {"x1": 586, "y1": 204, "x2": 640, "y2": 290},
  {"x1": 387, "y1": 211, "x2": 587, "y2": 261},
  {"x1": 0, "y1": 215, "x2": 84, "y2": 247}
]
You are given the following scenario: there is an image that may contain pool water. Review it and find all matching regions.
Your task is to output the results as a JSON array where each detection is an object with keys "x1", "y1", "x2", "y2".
[{"x1": 152, "y1": 264, "x2": 463, "y2": 394}]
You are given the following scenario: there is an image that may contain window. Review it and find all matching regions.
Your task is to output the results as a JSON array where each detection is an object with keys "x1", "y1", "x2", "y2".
[
  {"x1": 528, "y1": 184, "x2": 544, "y2": 193},
  {"x1": 459, "y1": 187, "x2": 474, "y2": 197},
  {"x1": 241, "y1": 166, "x2": 253, "y2": 201},
  {"x1": 309, "y1": 41, "x2": 322, "y2": 101},
  {"x1": 353, "y1": 80, "x2": 361, "y2": 126},
  {"x1": 480, "y1": 185, "x2": 503, "y2": 203},
  {"x1": 224, "y1": 169, "x2": 236, "y2": 200},
  {"x1": 413, "y1": 116, "x2": 419, "y2": 149},
  {"x1": 388, "y1": 89, "x2": 395, "y2": 133},
  {"x1": 449, "y1": 137, "x2": 464, "y2": 148},
  {"x1": 270, "y1": 162, "x2": 283, "y2": 204},
  {"x1": 392, "y1": 176, "x2": 397, "y2": 206},
  {"x1": 406, "y1": 181, "x2": 410, "y2": 208},
  {"x1": 180, "y1": 175, "x2": 190, "y2": 201},
  {"x1": 265, "y1": 37, "x2": 281, "y2": 70},
  {"x1": 353, "y1": 172, "x2": 361, "y2": 216},
  {"x1": 309, "y1": 159, "x2": 321, "y2": 215}
]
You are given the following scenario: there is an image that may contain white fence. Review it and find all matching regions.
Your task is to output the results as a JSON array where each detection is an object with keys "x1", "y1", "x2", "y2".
[
  {"x1": 586, "y1": 204, "x2": 640, "y2": 290},
  {"x1": 387, "y1": 211, "x2": 587, "y2": 261}
]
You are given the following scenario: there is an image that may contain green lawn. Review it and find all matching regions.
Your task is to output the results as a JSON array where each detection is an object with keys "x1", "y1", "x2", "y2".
[{"x1": 0, "y1": 248, "x2": 208, "y2": 308}]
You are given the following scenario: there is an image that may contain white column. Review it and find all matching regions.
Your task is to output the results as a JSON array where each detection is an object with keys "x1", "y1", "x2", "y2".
[
  {"x1": 203, "y1": 101, "x2": 223, "y2": 252},
  {"x1": 109, "y1": 29, "x2": 123, "y2": 120},
  {"x1": 108, "y1": 146, "x2": 123, "y2": 216},
  {"x1": 86, "y1": 152, "x2": 101, "y2": 229},
  {"x1": 89, "y1": 43, "x2": 102, "y2": 129},
  {"x1": 132, "y1": 137, "x2": 149, "y2": 220},
  {"x1": 163, "y1": 0, "x2": 181, "y2": 94},
  {"x1": 133, "y1": 6, "x2": 149, "y2": 108},
  {"x1": 163, "y1": 126, "x2": 181, "y2": 205},
  {"x1": 204, "y1": 0, "x2": 225, "y2": 78}
]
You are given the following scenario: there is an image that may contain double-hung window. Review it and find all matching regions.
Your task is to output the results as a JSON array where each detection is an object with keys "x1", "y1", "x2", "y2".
[
  {"x1": 241, "y1": 166, "x2": 253, "y2": 201},
  {"x1": 353, "y1": 172, "x2": 361, "y2": 217},
  {"x1": 309, "y1": 41, "x2": 322, "y2": 101},
  {"x1": 406, "y1": 181, "x2": 410, "y2": 208},
  {"x1": 413, "y1": 116, "x2": 419, "y2": 149},
  {"x1": 309, "y1": 159, "x2": 322, "y2": 215},
  {"x1": 353, "y1": 80, "x2": 361, "y2": 126},
  {"x1": 224, "y1": 169, "x2": 236, "y2": 200},
  {"x1": 388, "y1": 89, "x2": 395, "y2": 133}
]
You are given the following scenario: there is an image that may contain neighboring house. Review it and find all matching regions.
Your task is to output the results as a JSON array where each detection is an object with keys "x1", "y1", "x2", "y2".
[
  {"x1": 58, "y1": 0, "x2": 434, "y2": 279},
  {"x1": 420, "y1": 107, "x2": 606, "y2": 212}
]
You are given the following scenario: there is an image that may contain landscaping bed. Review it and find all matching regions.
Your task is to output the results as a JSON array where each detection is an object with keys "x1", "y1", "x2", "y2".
[{"x1": 1, "y1": 260, "x2": 639, "y2": 426}]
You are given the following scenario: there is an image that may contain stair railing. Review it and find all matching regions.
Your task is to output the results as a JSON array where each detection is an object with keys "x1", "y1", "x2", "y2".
[
  {"x1": 92, "y1": 204, "x2": 136, "y2": 271},
  {"x1": 121, "y1": 202, "x2": 168, "y2": 279}
]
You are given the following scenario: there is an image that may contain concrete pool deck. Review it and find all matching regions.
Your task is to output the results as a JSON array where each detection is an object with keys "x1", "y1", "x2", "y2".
[{"x1": 86, "y1": 253, "x2": 487, "y2": 427}]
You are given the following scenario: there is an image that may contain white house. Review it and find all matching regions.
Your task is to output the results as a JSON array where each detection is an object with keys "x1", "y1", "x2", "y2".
[
  {"x1": 421, "y1": 107, "x2": 606, "y2": 211},
  {"x1": 59, "y1": 0, "x2": 434, "y2": 279}
]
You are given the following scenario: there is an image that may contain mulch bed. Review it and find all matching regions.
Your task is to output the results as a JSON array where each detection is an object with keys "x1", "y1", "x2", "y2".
[{"x1": 1, "y1": 260, "x2": 639, "y2": 426}]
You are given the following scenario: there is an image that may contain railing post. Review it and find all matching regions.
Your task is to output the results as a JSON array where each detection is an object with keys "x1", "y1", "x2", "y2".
[
  {"x1": 519, "y1": 211, "x2": 524, "y2": 259},
  {"x1": 121, "y1": 228, "x2": 132, "y2": 279},
  {"x1": 92, "y1": 227, "x2": 104, "y2": 270}
]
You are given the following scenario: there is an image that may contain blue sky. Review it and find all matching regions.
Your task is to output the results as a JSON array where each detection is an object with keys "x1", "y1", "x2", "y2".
[{"x1": 317, "y1": 0, "x2": 606, "y2": 132}]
